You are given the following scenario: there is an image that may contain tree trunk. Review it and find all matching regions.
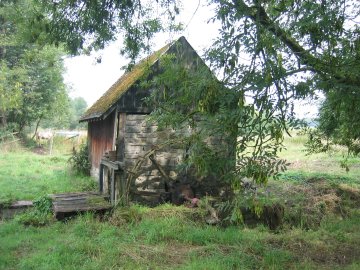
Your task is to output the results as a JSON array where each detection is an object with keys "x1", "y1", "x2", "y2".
[
  {"x1": 0, "y1": 109, "x2": 7, "y2": 129},
  {"x1": 32, "y1": 117, "x2": 42, "y2": 139}
]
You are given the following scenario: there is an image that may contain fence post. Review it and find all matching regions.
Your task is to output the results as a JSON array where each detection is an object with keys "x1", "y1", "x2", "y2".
[{"x1": 49, "y1": 136, "x2": 54, "y2": 155}]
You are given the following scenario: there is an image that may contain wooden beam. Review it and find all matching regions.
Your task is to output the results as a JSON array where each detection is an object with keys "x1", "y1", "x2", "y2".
[
  {"x1": 149, "y1": 154, "x2": 174, "y2": 184},
  {"x1": 117, "y1": 112, "x2": 126, "y2": 162},
  {"x1": 112, "y1": 108, "x2": 119, "y2": 150},
  {"x1": 100, "y1": 159, "x2": 124, "y2": 170},
  {"x1": 99, "y1": 163, "x2": 104, "y2": 193},
  {"x1": 111, "y1": 169, "x2": 115, "y2": 204}
]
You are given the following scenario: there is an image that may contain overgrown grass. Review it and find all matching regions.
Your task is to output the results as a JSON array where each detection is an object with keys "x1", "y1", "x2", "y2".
[
  {"x1": 0, "y1": 134, "x2": 359, "y2": 269},
  {"x1": 1, "y1": 206, "x2": 359, "y2": 269}
]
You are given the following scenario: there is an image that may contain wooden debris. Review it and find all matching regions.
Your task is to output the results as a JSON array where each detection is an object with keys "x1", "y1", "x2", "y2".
[
  {"x1": 50, "y1": 192, "x2": 112, "y2": 220},
  {"x1": 0, "y1": 200, "x2": 33, "y2": 219},
  {"x1": 149, "y1": 154, "x2": 174, "y2": 184},
  {"x1": 10, "y1": 200, "x2": 33, "y2": 208}
]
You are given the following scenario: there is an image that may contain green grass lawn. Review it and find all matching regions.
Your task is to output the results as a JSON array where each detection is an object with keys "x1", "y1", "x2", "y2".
[
  {"x1": 279, "y1": 134, "x2": 360, "y2": 186},
  {"x1": 0, "y1": 136, "x2": 359, "y2": 269},
  {"x1": 0, "y1": 150, "x2": 94, "y2": 202},
  {"x1": 0, "y1": 143, "x2": 95, "y2": 204},
  {"x1": 0, "y1": 152, "x2": 95, "y2": 203}
]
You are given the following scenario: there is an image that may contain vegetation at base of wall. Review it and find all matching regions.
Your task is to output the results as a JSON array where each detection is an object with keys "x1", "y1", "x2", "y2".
[{"x1": 68, "y1": 143, "x2": 91, "y2": 176}]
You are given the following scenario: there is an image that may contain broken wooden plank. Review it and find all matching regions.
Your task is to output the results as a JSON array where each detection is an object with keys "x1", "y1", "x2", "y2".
[
  {"x1": 9, "y1": 200, "x2": 33, "y2": 209},
  {"x1": 149, "y1": 154, "x2": 174, "y2": 185},
  {"x1": 100, "y1": 159, "x2": 124, "y2": 170},
  {"x1": 49, "y1": 191, "x2": 100, "y2": 198},
  {"x1": 51, "y1": 192, "x2": 112, "y2": 219}
]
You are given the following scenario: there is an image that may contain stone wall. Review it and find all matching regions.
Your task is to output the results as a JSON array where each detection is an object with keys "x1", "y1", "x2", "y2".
[
  {"x1": 124, "y1": 114, "x2": 186, "y2": 204},
  {"x1": 122, "y1": 114, "x2": 234, "y2": 205}
]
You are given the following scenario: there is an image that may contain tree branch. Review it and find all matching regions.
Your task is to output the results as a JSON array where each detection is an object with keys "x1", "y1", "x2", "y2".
[{"x1": 233, "y1": 0, "x2": 360, "y2": 87}]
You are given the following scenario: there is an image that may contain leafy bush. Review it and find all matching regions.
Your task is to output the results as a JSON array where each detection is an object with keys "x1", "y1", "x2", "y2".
[
  {"x1": 68, "y1": 143, "x2": 91, "y2": 175},
  {"x1": 0, "y1": 126, "x2": 22, "y2": 152},
  {"x1": 78, "y1": 177, "x2": 98, "y2": 191},
  {"x1": 16, "y1": 195, "x2": 54, "y2": 226},
  {"x1": 33, "y1": 195, "x2": 53, "y2": 214}
]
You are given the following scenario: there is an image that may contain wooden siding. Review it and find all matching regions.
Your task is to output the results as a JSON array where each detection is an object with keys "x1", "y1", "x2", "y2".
[
  {"x1": 88, "y1": 111, "x2": 116, "y2": 177},
  {"x1": 113, "y1": 37, "x2": 202, "y2": 115},
  {"x1": 115, "y1": 85, "x2": 152, "y2": 113}
]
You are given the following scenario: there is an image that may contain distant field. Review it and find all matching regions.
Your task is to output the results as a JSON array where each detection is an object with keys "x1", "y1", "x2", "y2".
[
  {"x1": 279, "y1": 133, "x2": 360, "y2": 187},
  {"x1": 0, "y1": 134, "x2": 359, "y2": 269}
]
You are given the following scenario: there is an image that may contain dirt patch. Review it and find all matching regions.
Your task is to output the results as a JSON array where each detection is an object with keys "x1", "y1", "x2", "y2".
[
  {"x1": 118, "y1": 242, "x2": 200, "y2": 267},
  {"x1": 267, "y1": 178, "x2": 360, "y2": 229},
  {"x1": 237, "y1": 203, "x2": 285, "y2": 230},
  {"x1": 268, "y1": 236, "x2": 360, "y2": 267},
  {"x1": 32, "y1": 146, "x2": 48, "y2": 155},
  {"x1": 336, "y1": 184, "x2": 360, "y2": 208}
]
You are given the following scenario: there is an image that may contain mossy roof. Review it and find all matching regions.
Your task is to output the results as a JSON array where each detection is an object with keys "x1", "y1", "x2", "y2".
[{"x1": 79, "y1": 41, "x2": 172, "y2": 122}]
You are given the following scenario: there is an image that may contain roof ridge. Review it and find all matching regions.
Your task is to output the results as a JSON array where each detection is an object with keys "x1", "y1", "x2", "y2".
[{"x1": 79, "y1": 36, "x2": 188, "y2": 122}]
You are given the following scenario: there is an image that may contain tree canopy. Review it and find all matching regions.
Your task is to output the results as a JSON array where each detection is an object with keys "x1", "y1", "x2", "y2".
[
  {"x1": 69, "y1": 97, "x2": 88, "y2": 130},
  {"x1": 0, "y1": 1, "x2": 68, "y2": 131},
  {"x1": 206, "y1": 0, "x2": 360, "y2": 157},
  {"x1": 0, "y1": 0, "x2": 70, "y2": 132}
]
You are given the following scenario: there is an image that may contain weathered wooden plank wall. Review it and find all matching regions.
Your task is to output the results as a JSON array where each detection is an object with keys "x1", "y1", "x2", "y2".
[{"x1": 88, "y1": 111, "x2": 115, "y2": 177}]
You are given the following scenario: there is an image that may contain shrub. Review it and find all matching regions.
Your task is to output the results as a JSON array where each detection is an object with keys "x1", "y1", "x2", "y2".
[
  {"x1": 16, "y1": 195, "x2": 54, "y2": 226},
  {"x1": 33, "y1": 195, "x2": 53, "y2": 214},
  {"x1": 68, "y1": 143, "x2": 91, "y2": 175}
]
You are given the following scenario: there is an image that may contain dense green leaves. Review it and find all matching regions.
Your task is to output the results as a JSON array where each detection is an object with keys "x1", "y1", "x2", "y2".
[
  {"x1": 68, "y1": 143, "x2": 91, "y2": 176},
  {"x1": 143, "y1": 54, "x2": 288, "y2": 190},
  {"x1": 39, "y1": 0, "x2": 182, "y2": 61},
  {"x1": 207, "y1": 0, "x2": 360, "y2": 157},
  {"x1": 0, "y1": 0, "x2": 70, "y2": 132},
  {"x1": 7, "y1": 46, "x2": 68, "y2": 130}
]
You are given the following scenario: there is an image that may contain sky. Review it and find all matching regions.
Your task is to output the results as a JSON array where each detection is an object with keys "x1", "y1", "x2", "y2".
[{"x1": 63, "y1": 0, "x2": 319, "y2": 119}]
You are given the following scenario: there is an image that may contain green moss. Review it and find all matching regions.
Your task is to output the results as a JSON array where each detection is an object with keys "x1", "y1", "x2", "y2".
[{"x1": 81, "y1": 43, "x2": 170, "y2": 121}]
